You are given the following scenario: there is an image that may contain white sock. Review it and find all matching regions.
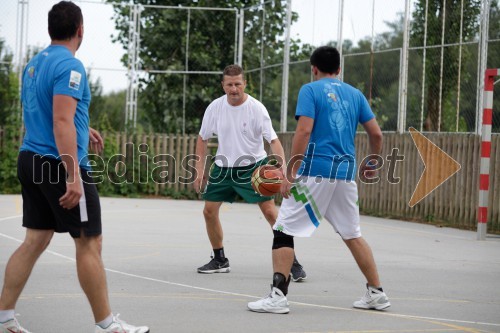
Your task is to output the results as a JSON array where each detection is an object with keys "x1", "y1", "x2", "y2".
[
  {"x1": 0, "y1": 309, "x2": 15, "y2": 323},
  {"x1": 96, "y1": 313, "x2": 113, "y2": 328}
]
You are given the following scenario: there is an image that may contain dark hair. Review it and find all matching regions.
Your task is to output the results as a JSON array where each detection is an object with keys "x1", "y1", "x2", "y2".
[
  {"x1": 310, "y1": 46, "x2": 340, "y2": 74},
  {"x1": 48, "y1": 1, "x2": 83, "y2": 40},
  {"x1": 222, "y1": 64, "x2": 245, "y2": 80}
]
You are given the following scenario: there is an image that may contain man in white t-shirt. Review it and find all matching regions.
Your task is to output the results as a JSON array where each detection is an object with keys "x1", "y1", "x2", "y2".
[{"x1": 193, "y1": 64, "x2": 306, "y2": 281}]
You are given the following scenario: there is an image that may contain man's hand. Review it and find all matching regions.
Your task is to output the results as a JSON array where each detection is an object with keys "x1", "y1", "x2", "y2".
[
  {"x1": 89, "y1": 127, "x2": 104, "y2": 154},
  {"x1": 193, "y1": 175, "x2": 207, "y2": 194},
  {"x1": 59, "y1": 177, "x2": 82, "y2": 209},
  {"x1": 280, "y1": 177, "x2": 293, "y2": 199},
  {"x1": 359, "y1": 158, "x2": 380, "y2": 180}
]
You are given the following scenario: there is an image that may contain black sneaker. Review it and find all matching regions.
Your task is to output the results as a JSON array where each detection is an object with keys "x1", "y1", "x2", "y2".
[
  {"x1": 291, "y1": 258, "x2": 307, "y2": 282},
  {"x1": 197, "y1": 257, "x2": 231, "y2": 274}
]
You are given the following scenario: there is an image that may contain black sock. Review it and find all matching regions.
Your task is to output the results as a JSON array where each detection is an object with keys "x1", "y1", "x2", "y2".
[
  {"x1": 273, "y1": 272, "x2": 291, "y2": 295},
  {"x1": 213, "y1": 247, "x2": 225, "y2": 261}
]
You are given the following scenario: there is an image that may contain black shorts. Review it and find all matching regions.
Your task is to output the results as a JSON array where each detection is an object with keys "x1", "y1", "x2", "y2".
[{"x1": 17, "y1": 150, "x2": 102, "y2": 238}]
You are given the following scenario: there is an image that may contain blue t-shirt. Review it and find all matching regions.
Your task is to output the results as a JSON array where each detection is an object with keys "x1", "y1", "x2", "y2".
[
  {"x1": 20, "y1": 45, "x2": 91, "y2": 169},
  {"x1": 295, "y1": 78, "x2": 374, "y2": 180}
]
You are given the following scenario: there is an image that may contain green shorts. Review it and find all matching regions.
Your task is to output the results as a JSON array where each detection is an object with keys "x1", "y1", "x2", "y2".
[{"x1": 202, "y1": 158, "x2": 274, "y2": 203}]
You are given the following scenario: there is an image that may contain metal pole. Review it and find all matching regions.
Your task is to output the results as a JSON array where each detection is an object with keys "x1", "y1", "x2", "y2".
[
  {"x1": 237, "y1": 9, "x2": 244, "y2": 66},
  {"x1": 234, "y1": 10, "x2": 239, "y2": 64},
  {"x1": 419, "y1": 0, "x2": 429, "y2": 132},
  {"x1": 477, "y1": 68, "x2": 499, "y2": 240},
  {"x1": 280, "y1": 0, "x2": 292, "y2": 133},
  {"x1": 183, "y1": 9, "x2": 191, "y2": 135},
  {"x1": 437, "y1": 0, "x2": 447, "y2": 132},
  {"x1": 125, "y1": 4, "x2": 134, "y2": 126},
  {"x1": 126, "y1": 4, "x2": 141, "y2": 129},
  {"x1": 260, "y1": 5, "x2": 266, "y2": 101},
  {"x1": 398, "y1": 0, "x2": 411, "y2": 134},
  {"x1": 369, "y1": 0, "x2": 375, "y2": 105},
  {"x1": 312, "y1": 0, "x2": 316, "y2": 45},
  {"x1": 456, "y1": 0, "x2": 464, "y2": 132},
  {"x1": 337, "y1": 0, "x2": 344, "y2": 80},
  {"x1": 16, "y1": 0, "x2": 29, "y2": 114},
  {"x1": 133, "y1": 4, "x2": 141, "y2": 129},
  {"x1": 476, "y1": 0, "x2": 491, "y2": 134}
]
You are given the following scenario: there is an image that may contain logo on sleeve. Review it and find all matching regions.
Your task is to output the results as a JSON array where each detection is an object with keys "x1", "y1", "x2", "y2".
[
  {"x1": 69, "y1": 70, "x2": 82, "y2": 90},
  {"x1": 28, "y1": 66, "x2": 35, "y2": 78}
]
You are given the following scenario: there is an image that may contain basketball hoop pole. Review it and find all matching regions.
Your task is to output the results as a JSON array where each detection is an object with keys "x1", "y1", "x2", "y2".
[{"x1": 477, "y1": 68, "x2": 500, "y2": 240}]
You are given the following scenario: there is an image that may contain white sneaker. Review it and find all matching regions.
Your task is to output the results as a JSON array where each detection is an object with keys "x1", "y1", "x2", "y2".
[
  {"x1": 353, "y1": 286, "x2": 391, "y2": 310},
  {"x1": 0, "y1": 318, "x2": 32, "y2": 333},
  {"x1": 94, "y1": 314, "x2": 149, "y2": 333},
  {"x1": 248, "y1": 286, "x2": 290, "y2": 314}
]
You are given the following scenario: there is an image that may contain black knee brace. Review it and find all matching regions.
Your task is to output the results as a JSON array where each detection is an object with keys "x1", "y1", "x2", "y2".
[{"x1": 272, "y1": 230, "x2": 294, "y2": 249}]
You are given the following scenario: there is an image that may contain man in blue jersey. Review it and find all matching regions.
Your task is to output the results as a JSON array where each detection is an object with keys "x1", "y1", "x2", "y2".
[
  {"x1": 0, "y1": 2, "x2": 149, "y2": 332},
  {"x1": 248, "y1": 46, "x2": 390, "y2": 314}
]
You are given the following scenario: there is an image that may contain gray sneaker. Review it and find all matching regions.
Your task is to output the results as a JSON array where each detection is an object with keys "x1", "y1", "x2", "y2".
[
  {"x1": 353, "y1": 286, "x2": 391, "y2": 310},
  {"x1": 291, "y1": 258, "x2": 307, "y2": 282},
  {"x1": 248, "y1": 286, "x2": 290, "y2": 314},
  {"x1": 197, "y1": 257, "x2": 231, "y2": 273}
]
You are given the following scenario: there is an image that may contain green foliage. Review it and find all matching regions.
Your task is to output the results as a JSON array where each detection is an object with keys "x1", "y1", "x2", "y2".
[
  {"x1": 0, "y1": 38, "x2": 21, "y2": 193},
  {"x1": 0, "y1": 112, "x2": 22, "y2": 194},
  {"x1": 89, "y1": 132, "x2": 188, "y2": 198},
  {"x1": 411, "y1": 0, "x2": 481, "y2": 131},
  {"x1": 106, "y1": 0, "x2": 298, "y2": 134},
  {"x1": 0, "y1": 40, "x2": 17, "y2": 127},
  {"x1": 87, "y1": 70, "x2": 132, "y2": 133},
  {"x1": 341, "y1": 16, "x2": 405, "y2": 131}
]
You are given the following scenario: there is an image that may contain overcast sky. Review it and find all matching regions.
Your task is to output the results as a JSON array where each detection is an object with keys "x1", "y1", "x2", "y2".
[{"x1": 1, "y1": 0, "x2": 404, "y2": 94}]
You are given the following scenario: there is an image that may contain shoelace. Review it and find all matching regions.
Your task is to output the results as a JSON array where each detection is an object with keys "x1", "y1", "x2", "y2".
[
  {"x1": 264, "y1": 285, "x2": 277, "y2": 299},
  {"x1": 361, "y1": 289, "x2": 373, "y2": 302},
  {"x1": 258, "y1": 285, "x2": 272, "y2": 300},
  {"x1": 8, "y1": 318, "x2": 31, "y2": 333},
  {"x1": 112, "y1": 314, "x2": 127, "y2": 332}
]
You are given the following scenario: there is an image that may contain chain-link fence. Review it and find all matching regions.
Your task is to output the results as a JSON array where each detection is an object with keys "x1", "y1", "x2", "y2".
[
  {"x1": 242, "y1": 0, "x2": 499, "y2": 134},
  {"x1": 2, "y1": 0, "x2": 499, "y2": 134}
]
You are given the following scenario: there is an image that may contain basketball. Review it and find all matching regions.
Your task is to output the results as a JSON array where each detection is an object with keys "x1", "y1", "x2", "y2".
[{"x1": 251, "y1": 165, "x2": 284, "y2": 196}]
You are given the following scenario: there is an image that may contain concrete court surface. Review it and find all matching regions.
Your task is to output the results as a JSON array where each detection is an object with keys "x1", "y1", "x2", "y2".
[{"x1": 0, "y1": 194, "x2": 499, "y2": 333}]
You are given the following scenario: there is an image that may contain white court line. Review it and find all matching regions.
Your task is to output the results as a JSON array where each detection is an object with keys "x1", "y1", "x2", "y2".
[
  {"x1": 1, "y1": 214, "x2": 500, "y2": 329},
  {"x1": 0, "y1": 215, "x2": 22, "y2": 222}
]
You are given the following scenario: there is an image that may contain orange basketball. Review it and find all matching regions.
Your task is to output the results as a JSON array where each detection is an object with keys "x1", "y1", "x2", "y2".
[{"x1": 251, "y1": 165, "x2": 284, "y2": 196}]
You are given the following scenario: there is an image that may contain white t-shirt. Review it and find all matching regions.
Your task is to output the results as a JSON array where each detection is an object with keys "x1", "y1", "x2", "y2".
[{"x1": 199, "y1": 94, "x2": 278, "y2": 167}]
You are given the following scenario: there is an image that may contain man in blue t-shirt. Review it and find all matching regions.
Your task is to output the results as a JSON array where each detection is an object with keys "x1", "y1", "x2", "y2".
[
  {"x1": 0, "y1": 2, "x2": 148, "y2": 332},
  {"x1": 248, "y1": 46, "x2": 390, "y2": 314}
]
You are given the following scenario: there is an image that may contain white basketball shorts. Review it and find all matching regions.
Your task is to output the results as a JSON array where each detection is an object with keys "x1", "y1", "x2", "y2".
[{"x1": 273, "y1": 177, "x2": 361, "y2": 239}]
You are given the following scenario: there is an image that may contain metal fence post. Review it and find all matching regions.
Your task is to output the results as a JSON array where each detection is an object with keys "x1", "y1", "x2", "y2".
[
  {"x1": 476, "y1": 0, "x2": 491, "y2": 135},
  {"x1": 477, "y1": 68, "x2": 500, "y2": 240},
  {"x1": 126, "y1": 4, "x2": 141, "y2": 129},
  {"x1": 280, "y1": 0, "x2": 292, "y2": 133},
  {"x1": 237, "y1": 9, "x2": 244, "y2": 66},
  {"x1": 398, "y1": 0, "x2": 411, "y2": 134},
  {"x1": 337, "y1": 0, "x2": 344, "y2": 81}
]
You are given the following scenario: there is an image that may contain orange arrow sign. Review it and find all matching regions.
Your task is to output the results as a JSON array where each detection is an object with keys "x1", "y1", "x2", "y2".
[{"x1": 408, "y1": 127, "x2": 461, "y2": 207}]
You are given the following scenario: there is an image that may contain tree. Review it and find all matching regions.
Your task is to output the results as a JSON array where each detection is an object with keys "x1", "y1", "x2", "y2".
[
  {"x1": 0, "y1": 39, "x2": 18, "y2": 127},
  {"x1": 0, "y1": 37, "x2": 21, "y2": 193},
  {"x1": 411, "y1": 0, "x2": 481, "y2": 131},
  {"x1": 107, "y1": 0, "x2": 297, "y2": 133}
]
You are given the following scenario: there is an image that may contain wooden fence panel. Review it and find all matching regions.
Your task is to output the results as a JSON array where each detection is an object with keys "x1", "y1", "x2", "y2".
[{"x1": 0, "y1": 128, "x2": 498, "y2": 233}]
